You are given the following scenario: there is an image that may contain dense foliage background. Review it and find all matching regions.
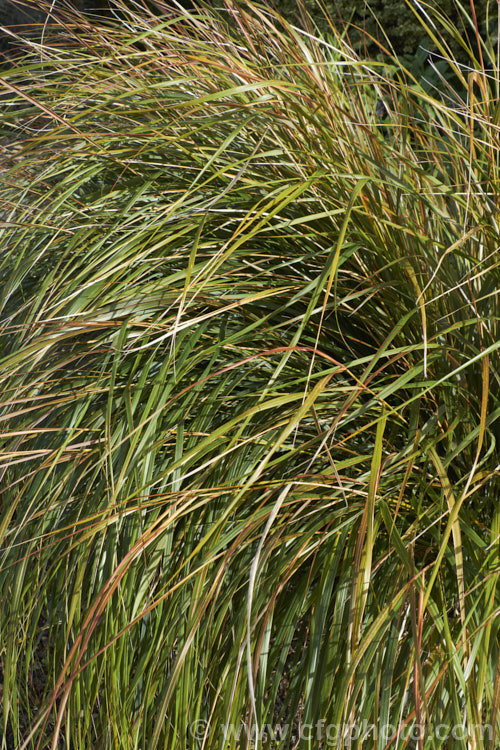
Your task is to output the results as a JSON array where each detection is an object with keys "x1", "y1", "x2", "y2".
[
  {"x1": 278, "y1": 0, "x2": 492, "y2": 56},
  {"x1": 0, "y1": 0, "x2": 495, "y2": 59}
]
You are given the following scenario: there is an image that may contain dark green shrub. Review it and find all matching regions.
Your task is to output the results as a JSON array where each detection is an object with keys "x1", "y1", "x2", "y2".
[{"x1": 269, "y1": 0, "x2": 493, "y2": 57}]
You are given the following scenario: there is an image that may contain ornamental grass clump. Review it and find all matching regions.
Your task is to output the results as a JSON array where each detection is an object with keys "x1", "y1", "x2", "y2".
[{"x1": 0, "y1": 1, "x2": 499, "y2": 748}]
